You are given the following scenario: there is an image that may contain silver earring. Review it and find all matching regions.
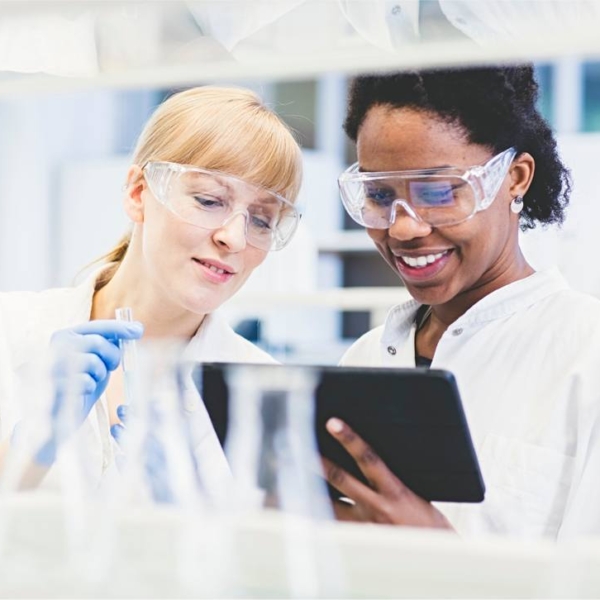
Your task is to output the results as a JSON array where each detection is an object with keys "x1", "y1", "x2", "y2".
[{"x1": 510, "y1": 195, "x2": 524, "y2": 214}]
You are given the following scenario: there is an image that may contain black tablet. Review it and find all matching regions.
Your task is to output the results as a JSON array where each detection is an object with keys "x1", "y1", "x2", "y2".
[{"x1": 193, "y1": 363, "x2": 485, "y2": 503}]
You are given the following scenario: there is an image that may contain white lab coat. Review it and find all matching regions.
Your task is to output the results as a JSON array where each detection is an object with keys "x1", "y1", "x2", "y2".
[
  {"x1": 340, "y1": 269, "x2": 600, "y2": 540},
  {"x1": 0, "y1": 268, "x2": 275, "y2": 493}
]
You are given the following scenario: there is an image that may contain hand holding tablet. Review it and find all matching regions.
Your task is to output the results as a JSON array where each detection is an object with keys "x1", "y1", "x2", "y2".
[{"x1": 195, "y1": 363, "x2": 485, "y2": 508}]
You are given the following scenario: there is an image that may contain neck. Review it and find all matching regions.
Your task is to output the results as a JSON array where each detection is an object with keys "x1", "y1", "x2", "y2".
[
  {"x1": 91, "y1": 254, "x2": 205, "y2": 341},
  {"x1": 415, "y1": 248, "x2": 533, "y2": 360},
  {"x1": 432, "y1": 248, "x2": 534, "y2": 327}
]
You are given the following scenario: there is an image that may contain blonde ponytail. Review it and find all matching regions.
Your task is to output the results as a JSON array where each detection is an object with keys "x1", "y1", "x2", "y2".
[{"x1": 92, "y1": 233, "x2": 131, "y2": 291}]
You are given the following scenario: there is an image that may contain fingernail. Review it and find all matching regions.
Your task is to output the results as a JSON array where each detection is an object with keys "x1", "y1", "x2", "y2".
[{"x1": 327, "y1": 418, "x2": 344, "y2": 434}]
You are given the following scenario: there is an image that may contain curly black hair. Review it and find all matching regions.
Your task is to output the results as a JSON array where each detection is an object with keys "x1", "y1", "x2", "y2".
[{"x1": 344, "y1": 66, "x2": 570, "y2": 230}]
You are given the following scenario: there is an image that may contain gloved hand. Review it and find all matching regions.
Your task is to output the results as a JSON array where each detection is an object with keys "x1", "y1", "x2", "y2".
[{"x1": 34, "y1": 319, "x2": 144, "y2": 466}]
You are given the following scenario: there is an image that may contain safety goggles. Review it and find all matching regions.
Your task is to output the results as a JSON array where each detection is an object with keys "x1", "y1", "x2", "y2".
[
  {"x1": 338, "y1": 147, "x2": 517, "y2": 229},
  {"x1": 143, "y1": 161, "x2": 300, "y2": 251}
]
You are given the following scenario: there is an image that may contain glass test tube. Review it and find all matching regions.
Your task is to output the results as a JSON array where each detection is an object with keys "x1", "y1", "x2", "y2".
[{"x1": 115, "y1": 307, "x2": 138, "y2": 406}]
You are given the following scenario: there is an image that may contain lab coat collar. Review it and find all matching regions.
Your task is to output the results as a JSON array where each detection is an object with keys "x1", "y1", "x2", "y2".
[
  {"x1": 381, "y1": 268, "x2": 569, "y2": 346},
  {"x1": 72, "y1": 266, "x2": 103, "y2": 322}
]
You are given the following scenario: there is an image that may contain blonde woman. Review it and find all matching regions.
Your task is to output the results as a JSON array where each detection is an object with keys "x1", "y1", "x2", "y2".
[{"x1": 0, "y1": 86, "x2": 302, "y2": 489}]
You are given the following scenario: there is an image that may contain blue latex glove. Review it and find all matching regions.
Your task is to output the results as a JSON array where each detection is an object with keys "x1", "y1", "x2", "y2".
[
  {"x1": 34, "y1": 320, "x2": 144, "y2": 466},
  {"x1": 109, "y1": 404, "x2": 128, "y2": 444}
]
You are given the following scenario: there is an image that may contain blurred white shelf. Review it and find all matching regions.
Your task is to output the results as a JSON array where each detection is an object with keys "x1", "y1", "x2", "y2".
[
  {"x1": 2, "y1": 1, "x2": 600, "y2": 95},
  {"x1": 2, "y1": 495, "x2": 600, "y2": 598},
  {"x1": 317, "y1": 230, "x2": 378, "y2": 253},
  {"x1": 228, "y1": 286, "x2": 411, "y2": 311}
]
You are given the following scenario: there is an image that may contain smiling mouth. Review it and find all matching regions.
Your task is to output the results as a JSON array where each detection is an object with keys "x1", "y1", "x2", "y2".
[
  {"x1": 193, "y1": 258, "x2": 234, "y2": 276},
  {"x1": 397, "y1": 250, "x2": 450, "y2": 269}
]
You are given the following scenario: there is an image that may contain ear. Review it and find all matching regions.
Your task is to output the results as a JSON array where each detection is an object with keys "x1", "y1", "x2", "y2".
[
  {"x1": 508, "y1": 151, "x2": 535, "y2": 199},
  {"x1": 123, "y1": 165, "x2": 146, "y2": 223}
]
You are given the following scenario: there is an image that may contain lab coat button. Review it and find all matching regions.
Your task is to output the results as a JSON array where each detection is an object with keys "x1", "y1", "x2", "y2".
[
  {"x1": 391, "y1": 4, "x2": 402, "y2": 15},
  {"x1": 387, "y1": 345, "x2": 397, "y2": 355},
  {"x1": 452, "y1": 328, "x2": 463, "y2": 336}
]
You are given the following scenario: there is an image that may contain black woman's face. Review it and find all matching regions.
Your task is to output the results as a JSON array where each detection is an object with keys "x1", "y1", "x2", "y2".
[{"x1": 357, "y1": 106, "x2": 520, "y2": 307}]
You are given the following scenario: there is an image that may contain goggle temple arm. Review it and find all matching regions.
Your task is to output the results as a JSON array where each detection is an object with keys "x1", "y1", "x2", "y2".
[
  {"x1": 143, "y1": 162, "x2": 172, "y2": 204},
  {"x1": 478, "y1": 147, "x2": 518, "y2": 210}
]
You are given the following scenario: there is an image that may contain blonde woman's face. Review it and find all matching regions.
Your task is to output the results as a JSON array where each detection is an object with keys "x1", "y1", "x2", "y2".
[{"x1": 136, "y1": 177, "x2": 269, "y2": 316}]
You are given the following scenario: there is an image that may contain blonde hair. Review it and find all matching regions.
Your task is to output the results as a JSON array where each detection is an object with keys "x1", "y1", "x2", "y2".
[{"x1": 95, "y1": 86, "x2": 303, "y2": 289}]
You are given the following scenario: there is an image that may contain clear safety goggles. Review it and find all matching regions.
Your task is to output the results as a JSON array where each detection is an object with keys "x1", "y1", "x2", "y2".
[
  {"x1": 337, "y1": 147, "x2": 517, "y2": 229},
  {"x1": 143, "y1": 161, "x2": 300, "y2": 251}
]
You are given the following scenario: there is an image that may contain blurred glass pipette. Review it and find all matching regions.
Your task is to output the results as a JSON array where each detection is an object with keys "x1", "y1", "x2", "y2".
[{"x1": 115, "y1": 307, "x2": 139, "y2": 406}]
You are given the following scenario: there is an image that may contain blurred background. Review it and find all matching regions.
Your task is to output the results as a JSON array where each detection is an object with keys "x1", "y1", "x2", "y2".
[{"x1": 1, "y1": 0, "x2": 600, "y2": 364}]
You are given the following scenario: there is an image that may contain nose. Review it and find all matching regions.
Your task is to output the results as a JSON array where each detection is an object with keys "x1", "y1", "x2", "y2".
[
  {"x1": 212, "y1": 211, "x2": 248, "y2": 252},
  {"x1": 387, "y1": 200, "x2": 433, "y2": 241}
]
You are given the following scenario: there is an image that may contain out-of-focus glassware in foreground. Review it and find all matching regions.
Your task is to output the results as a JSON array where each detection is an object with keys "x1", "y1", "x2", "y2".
[
  {"x1": 115, "y1": 306, "x2": 139, "y2": 408},
  {"x1": 114, "y1": 339, "x2": 201, "y2": 506},
  {"x1": 0, "y1": 352, "x2": 112, "y2": 588},
  {"x1": 1, "y1": 343, "x2": 346, "y2": 596},
  {"x1": 111, "y1": 339, "x2": 233, "y2": 596},
  {"x1": 224, "y1": 363, "x2": 345, "y2": 597}
]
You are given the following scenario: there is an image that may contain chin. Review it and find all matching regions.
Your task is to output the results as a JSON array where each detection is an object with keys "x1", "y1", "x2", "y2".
[
  {"x1": 405, "y1": 284, "x2": 451, "y2": 307},
  {"x1": 176, "y1": 289, "x2": 222, "y2": 317},
  {"x1": 188, "y1": 299, "x2": 222, "y2": 316}
]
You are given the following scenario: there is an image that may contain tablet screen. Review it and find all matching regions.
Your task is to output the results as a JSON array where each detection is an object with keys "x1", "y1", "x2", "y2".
[{"x1": 193, "y1": 363, "x2": 485, "y2": 503}]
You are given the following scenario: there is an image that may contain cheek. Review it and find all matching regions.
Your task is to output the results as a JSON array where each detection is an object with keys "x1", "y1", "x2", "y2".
[
  {"x1": 176, "y1": 224, "x2": 208, "y2": 252},
  {"x1": 142, "y1": 214, "x2": 206, "y2": 275},
  {"x1": 366, "y1": 228, "x2": 399, "y2": 271},
  {"x1": 449, "y1": 210, "x2": 508, "y2": 269},
  {"x1": 367, "y1": 228, "x2": 387, "y2": 247},
  {"x1": 159, "y1": 212, "x2": 206, "y2": 252},
  {"x1": 143, "y1": 203, "x2": 175, "y2": 244},
  {"x1": 226, "y1": 248, "x2": 267, "y2": 294},
  {"x1": 243, "y1": 247, "x2": 268, "y2": 273}
]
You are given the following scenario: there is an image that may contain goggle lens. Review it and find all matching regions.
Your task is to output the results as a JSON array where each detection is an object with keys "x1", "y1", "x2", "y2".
[
  {"x1": 144, "y1": 162, "x2": 299, "y2": 251},
  {"x1": 345, "y1": 175, "x2": 476, "y2": 228},
  {"x1": 339, "y1": 147, "x2": 516, "y2": 229}
]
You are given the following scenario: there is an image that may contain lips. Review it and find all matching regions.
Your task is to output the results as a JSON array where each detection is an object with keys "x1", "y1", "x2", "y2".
[
  {"x1": 193, "y1": 258, "x2": 235, "y2": 275},
  {"x1": 192, "y1": 257, "x2": 236, "y2": 284},
  {"x1": 394, "y1": 249, "x2": 453, "y2": 280}
]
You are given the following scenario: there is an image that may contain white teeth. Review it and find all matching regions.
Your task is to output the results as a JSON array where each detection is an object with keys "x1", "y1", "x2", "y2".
[
  {"x1": 200, "y1": 261, "x2": 227, "y2": 275},
  {"x1": 400, "y1": 251, "x2": 447, "y2": 269}
]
